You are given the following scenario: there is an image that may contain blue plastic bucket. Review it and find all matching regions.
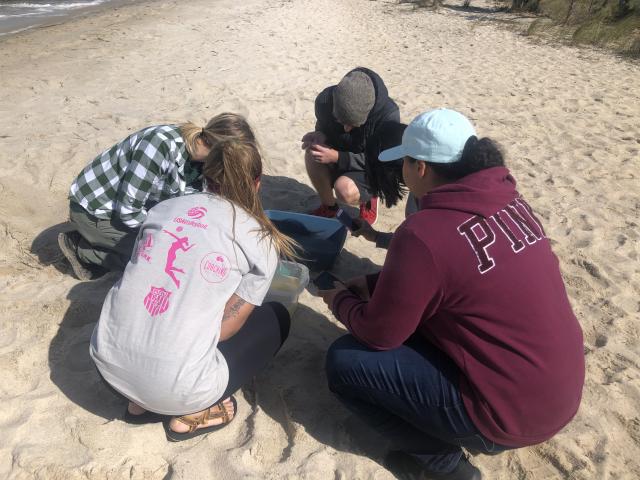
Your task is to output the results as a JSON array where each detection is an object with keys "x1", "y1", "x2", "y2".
[{"x1": 266, "y1": 210, "x2": 347, "y2": 271}]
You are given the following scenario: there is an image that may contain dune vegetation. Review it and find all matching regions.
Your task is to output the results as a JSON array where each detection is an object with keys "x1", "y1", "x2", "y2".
[
  {"x1": 519, "y1": 0, "x2": 640, "y2": 55},
  {"x1": 400, "y1": 0, "x2": 639, "y2": 55}
]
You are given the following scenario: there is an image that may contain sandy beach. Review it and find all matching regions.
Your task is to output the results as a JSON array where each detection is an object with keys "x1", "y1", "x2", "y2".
[{"x1": 0, "y1": 0, "x2": 639, "y2": 478}]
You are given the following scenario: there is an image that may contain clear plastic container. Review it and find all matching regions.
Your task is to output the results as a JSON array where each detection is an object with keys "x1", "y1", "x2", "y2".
[{"x1": 265, "y1": 260, "x2": 310, "y2": 315}]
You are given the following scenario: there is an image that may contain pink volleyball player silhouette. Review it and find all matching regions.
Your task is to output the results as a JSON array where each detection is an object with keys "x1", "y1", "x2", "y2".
[{"x1": 162, "y1": 226, "x2": 195, "y2": 288}]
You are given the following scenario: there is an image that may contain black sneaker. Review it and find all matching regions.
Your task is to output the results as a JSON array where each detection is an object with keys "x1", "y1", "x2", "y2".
[
  {"x1": 57, "y1": 231, "x2": 93, "y2": 281},
  {"x1": 384, "y1": 451, "x2": 482, "y2": 480}
]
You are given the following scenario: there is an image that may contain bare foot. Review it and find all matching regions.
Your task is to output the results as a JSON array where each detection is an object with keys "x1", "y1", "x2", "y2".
[{"x1": 169, "y1": 397, "x2": 236, "y2": 433}]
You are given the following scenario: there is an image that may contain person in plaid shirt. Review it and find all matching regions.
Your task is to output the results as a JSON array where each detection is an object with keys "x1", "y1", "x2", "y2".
[{"x1": 58, "y1": 113, "x2": 256, "y2": 280}]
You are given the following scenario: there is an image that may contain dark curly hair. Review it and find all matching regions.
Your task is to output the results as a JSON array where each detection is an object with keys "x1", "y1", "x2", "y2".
[{"x1": 424, "y1": 136, "x2": 505, "y2": 180}]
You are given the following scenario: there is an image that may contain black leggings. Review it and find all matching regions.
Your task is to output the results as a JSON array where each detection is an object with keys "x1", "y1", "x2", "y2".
[{"x1": 217, "y1": 301, "x2": 290, "y2": 400}]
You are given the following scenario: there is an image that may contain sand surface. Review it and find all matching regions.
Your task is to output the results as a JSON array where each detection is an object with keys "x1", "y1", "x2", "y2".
[{"x1": 0, "y1": 0, "x2": 639, "y2": 478}]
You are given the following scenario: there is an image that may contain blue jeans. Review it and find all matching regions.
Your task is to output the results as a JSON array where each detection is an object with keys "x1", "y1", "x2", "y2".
[{"x1": 325, "y1": 335, "x2": 508, "y2": 474}]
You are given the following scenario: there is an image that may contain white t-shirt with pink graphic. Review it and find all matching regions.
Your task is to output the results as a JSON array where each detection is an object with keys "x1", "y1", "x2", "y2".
[{"x1": 90, "y1": 193, "x2": 278, "y2": 415}]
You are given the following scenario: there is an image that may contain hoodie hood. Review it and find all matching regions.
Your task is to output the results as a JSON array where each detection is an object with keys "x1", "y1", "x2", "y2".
[{"x1": 420, "y1": 167, "x2": 518, "y2": 218}]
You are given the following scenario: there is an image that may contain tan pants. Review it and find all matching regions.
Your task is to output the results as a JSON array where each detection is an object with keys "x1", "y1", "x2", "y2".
[{"x1": 69, "y1": 201, "x2": 139, "y2": 272}]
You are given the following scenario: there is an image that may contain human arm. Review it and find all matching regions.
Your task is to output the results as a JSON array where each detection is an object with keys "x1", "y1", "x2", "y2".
[
  {"x1": 329, "y1": 226, "x2": 443, "y2": 350},
  {"x1": 320, "y1": 273, "x2": 376, "y2": 304},
  {"x1": 222, "y1": 228, "x2": 279, "y2": 341},
  {"x1": 343, "y1": 275, "x2": 371, "y2": 301},
  {"x1": 115, "y1": 134, "x2": 171, "y2": 228},
  {"x1": 311, "y1": 86, "x2": 366, "y2": 169},
  {"x1": 306, "y1": 143, "x2": 364, "y2": 167},
  {"x1": 219, "y1": 234, "x2": 277, "y2": 341},
  {"x1": 337, "y1": 151, "x2": 366, "y2": 171},
  {"x1": 220, "y1": 294, "x2": 255, "y2": 341},
  {"x1": 351, "y1": 217, "x2": 394, "y2": 249},
  {"x1": 302, "y1": 131, "x2": 339, "y2": 165},
  {"x1": 309, "y1": 144, "x2": 339, "y2": 164},
  {"x1": 301, "y1": 131, "x2": 327, "y2": 150}
]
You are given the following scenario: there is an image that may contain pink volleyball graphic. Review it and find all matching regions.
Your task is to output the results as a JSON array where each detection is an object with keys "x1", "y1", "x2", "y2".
[
  {"x1": 200, "y1": 252, "x2": 231, "y2": 283},
  {"x1": 187, "y1": 206, "x2": 208, "y2": 219},
  {"x1": 143, "y1": 286, "x2": 172, "y2": 316}
]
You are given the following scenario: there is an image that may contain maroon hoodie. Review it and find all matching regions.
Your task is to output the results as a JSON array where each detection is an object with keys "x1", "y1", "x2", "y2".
[{"x1": 332, "y1": 166, "x2": 584, "y2": 447}]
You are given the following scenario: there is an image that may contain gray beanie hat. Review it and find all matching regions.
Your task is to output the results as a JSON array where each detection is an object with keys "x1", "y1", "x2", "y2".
[{"x1": 332, "y1": 71, "x2": 375, "y2": 127}]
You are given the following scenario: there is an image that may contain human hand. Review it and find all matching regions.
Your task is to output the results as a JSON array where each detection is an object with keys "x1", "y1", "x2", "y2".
[
  {"x1": 344, "y1": 276, "x2": 370, "y2": 301},
  {"x1": 319, "y1": 282, "x2": 347, "y2": 310},
  {"x1": 301, "y1": 131, "x2": 327, "y2": 150},
  {"x1": 310, "y1": 144, "x2": 339, "y2": 164},
  {"x1": 351, "y1": 217, "x2": 378, "y2": 243}
]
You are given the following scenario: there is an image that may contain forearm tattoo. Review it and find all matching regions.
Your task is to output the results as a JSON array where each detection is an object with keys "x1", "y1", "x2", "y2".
[{"x1": 223, "y1": 297, "x2": 246, "y2": 322}]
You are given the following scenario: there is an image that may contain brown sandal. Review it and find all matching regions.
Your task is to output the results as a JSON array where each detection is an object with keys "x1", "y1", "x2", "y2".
[{"x1": 166, "y1": 396, "x2": 237, "y2": 442}]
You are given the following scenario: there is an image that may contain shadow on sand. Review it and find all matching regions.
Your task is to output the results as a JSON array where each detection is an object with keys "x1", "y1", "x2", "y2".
[
  {"x1": 48, "y1": 274, "x2": 125, "y2": 420},
  {"x1": 245, "y1": 302, "x2": 391, "y2": 465},
  {"x1": 259, "y1": 174, "x2": 319, "y2": 213},
  {"x1": 30, "y1": 221, "x2": 75, "y2": 276},
  {"x1": 247, "y1": 250, "x2": 386, "y2": 463}
]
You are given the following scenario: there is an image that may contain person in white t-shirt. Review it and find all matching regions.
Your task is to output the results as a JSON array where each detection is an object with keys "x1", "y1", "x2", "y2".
[{"x1": 90, "y1": 138, "x2": 297, "y2": 441}]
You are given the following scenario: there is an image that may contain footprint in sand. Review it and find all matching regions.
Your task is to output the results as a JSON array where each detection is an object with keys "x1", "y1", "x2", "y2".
[
  {"x1": 595, "y1": 334, "x2": 608, "y2": 348},
  {"x1": 572, "y1": 258, "x2": 610, "y2": 288},
  {"x1": 579, "y1": 214, "x2": 594, "y2": 232}
]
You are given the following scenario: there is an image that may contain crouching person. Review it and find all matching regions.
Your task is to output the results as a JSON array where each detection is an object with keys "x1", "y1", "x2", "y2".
[
  {"x1": 91, "y1": 138, "x2": 296, "y2": 441},
  {"x1": 320, "y1": 109, "x2": 584, "y2": 479},
  {"x1": 59, "y1": 113, "x2": 255, "y2": 280}
]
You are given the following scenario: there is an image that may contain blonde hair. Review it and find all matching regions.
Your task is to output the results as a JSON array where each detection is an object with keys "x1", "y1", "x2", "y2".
[
  {"x1": 203, "y1": 139, "x2": 298, "y2": 260},
  {"x1": 180, "y1": 113, "x2": 256, "y2": 157}
]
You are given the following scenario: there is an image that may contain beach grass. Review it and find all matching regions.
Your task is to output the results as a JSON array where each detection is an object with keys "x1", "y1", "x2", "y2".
[{"x1": 514, "y1": 0, "x2": 640, "y2": 55}]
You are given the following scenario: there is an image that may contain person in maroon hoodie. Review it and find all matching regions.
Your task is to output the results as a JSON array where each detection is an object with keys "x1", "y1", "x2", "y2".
[{"x1": 320, "y1": 109, "x2": 584, "y2": 480}]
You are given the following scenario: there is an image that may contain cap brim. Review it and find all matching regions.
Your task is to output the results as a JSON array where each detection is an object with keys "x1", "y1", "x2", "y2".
[{"x1": 378, "y1": 145, "x2": 406, "y2": 162}]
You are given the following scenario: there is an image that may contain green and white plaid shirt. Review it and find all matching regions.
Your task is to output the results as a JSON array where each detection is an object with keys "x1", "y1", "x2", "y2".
[{"x1": 69, "y1": 125, "x2": 194, "y2": 229}]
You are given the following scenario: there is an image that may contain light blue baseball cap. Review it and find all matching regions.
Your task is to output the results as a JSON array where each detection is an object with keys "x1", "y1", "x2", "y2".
[{"x1": 379, "y1": 108, "x2": 476, "y2": 163}]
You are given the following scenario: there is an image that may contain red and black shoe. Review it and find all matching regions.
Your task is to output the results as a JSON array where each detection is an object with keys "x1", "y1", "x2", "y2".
[
  {"x1": 310, "y1": 204, "x2": 338, "y2": 219},
  {"x1": 359, "y1": 197, "x2": 378, "y2": 226}
]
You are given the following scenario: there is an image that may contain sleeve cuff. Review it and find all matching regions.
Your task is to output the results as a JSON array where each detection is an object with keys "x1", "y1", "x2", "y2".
[{"x1": 337, "y1": 151, "x2": 350, "y2": 171}]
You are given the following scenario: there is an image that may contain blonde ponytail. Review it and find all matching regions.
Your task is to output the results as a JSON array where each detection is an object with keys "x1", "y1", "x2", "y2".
[
  {"x1": 179, "y1": 122, "x2": 203, "y2": 157},
  {"x1": 180, "y1": 112, "x2": 256, "y2": 158},
  {"x1": 203, "y1": 140, "x2": 298, "y2": 260}
]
